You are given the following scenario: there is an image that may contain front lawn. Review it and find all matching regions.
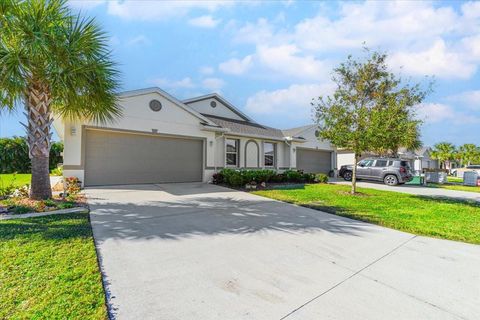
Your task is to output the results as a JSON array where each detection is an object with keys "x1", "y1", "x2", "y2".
[
  {"x1": 428, "y1": 183, "x2": 480, "y2": 194},
  {"x1": 448, "y1": 176, "x2": 463, "y2": 183},
  {"x1": 0, "y1": 174, "x2": 31, "y2": 188},
  {"x1": 0, "y1": 212, "x2": 108, "y2": 319},
  {"x1": 253, "y1": 184, "x2": 480, "y2": 244}
]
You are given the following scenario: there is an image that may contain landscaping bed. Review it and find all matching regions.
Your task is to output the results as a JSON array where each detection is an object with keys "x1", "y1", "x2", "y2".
[
  {"x1": 213, "y1": 168, "x2": 329, "y2": 190},
  {"x1": 253, "y1": 183, "x2": 480, "y2": 244},
  {"x1": 0, "y1": 212, "x2": 107, "y2": 319},
  {"x1": 0, "y1": 195, "x2": 86, "y2": 215}
]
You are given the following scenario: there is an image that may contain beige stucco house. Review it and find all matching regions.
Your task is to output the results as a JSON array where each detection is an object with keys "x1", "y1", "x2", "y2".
[{"x1": 53, "y1": 87, "x2": 336, "y2": 186}]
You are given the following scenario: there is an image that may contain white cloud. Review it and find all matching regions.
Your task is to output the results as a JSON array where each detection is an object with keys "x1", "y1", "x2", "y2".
[
  {"x1": 416, "y1": 103, "x2": 454, "y2": 123},
  {"x1": 219, "y1": 55, "x2": 253, "y2": 75},
  {"x1": 228, "y1": 1, "x2": 480, "y2": 81},
  {"x1": 256, "y1": 45, "x2": 329, "y2": 81},
  {"x1": 202, "y1": 78, "x2": 225, "y2": 91},
  {"x1": 107, "y1": 1, "x2": 233, "y2": 21},
  {"x1": 188, "y1": 15, "x2": 221, "y2": 28},
  {"x1": 151, "y1": 77, "x2": 196, "y2": 89},
  {"x1": 232, "y1": 18, "x2": 275, "y2": 45},
  {"x1": 389, "y1": 40, "x2": 477, "y2": 79},
  {"x1": 199, "y1": 66, "x2": 215, "y2": 75},
  {"x1": 416, "y1": 102, "x2": 480, "y2": 124},
  {"x1": 448, "y1": 90, "x2": 480, "y2": 110},
  {"x1": 245, "y1": 83, "x2": 334, "y2": 120},
  {"x1": 126, "y1": 35, "x2": 151, "y2": 47}
]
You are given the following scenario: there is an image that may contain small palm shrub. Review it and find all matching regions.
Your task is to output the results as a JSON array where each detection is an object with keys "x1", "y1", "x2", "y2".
[{"x1": 315, "y1": 173, "x2": 329, "y2": 183}]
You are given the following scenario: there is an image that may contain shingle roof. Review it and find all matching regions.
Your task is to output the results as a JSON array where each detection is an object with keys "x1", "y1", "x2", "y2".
[
  {"x1": 203, "y1": 114, "x2": 286, "y2": 140},
  {"x1": 282, "y1": 124, "x2": 317, "y2": 138}
]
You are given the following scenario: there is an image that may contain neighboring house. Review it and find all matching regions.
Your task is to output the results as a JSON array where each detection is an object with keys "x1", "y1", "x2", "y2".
[
  {"x1": 397, "y1": 147, "x2": 439, "y2": 173},
  {"x1": 336, "y1": 147, "x2": 439, "y2": 174},
  {"x1": 53, "y1": 87, "x2": 336, "y2": 186}
]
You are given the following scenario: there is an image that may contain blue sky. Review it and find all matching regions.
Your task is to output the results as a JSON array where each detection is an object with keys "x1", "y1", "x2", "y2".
[{"x1": 1, "y1": 0, "x2": 479, "y2": 146}]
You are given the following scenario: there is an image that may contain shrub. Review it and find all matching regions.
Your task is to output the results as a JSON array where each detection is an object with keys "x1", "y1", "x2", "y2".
[
  {"x1": 0, "y1": 137, "x2": 63, "y2": 173},
  {"x1": 65, "y1": 177, "x2": 81, "y2": 195},
  {"x1": 212, "y1": 172, "x2": 224, "y2": 184},
  {"x1": 284, "y1": 169, "x2": 303, "y2": 183},
  {"x1": 51, "y1": 165, "x2": 63, "y2": 176},
  {"x1": 302, "y1": 173, "x2": 316, "y2": 183},
  {"x1": 12, "y1": 185, "x2": 30, "y2": 198},
  {"x1": 315, "y1": 173, "x2": 329, "y2": 183},
  {"x1": 0, "y1": 174, "x2": 17, "y2": 199}
]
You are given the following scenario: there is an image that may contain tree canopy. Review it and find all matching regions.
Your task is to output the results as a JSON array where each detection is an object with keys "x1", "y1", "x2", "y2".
[{"x1": 312, "y1": 48, "x2": 431, "y2": 193}]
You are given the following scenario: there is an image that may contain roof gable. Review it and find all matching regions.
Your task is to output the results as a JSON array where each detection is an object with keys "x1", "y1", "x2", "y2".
[
  {"x1": 118, "y1": 87, "x2": 217, "y2": 126},
  {"x1": 183, "y1": 93, "x2": 254, "y2": 122}
]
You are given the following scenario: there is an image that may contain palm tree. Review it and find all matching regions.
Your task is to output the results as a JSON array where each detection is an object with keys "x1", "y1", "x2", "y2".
[
  {"x1": 430, "y1": 142, "x2": 456, "y2": 170},
  {"x1": 0, "y1": 0, "x2": 121, "y2": 199},
  {"x1": 457, "y1": 144, "x2": 480, "y2": 166}
]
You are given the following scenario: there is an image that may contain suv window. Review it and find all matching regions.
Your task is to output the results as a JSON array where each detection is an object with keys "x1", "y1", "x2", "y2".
[
  {"x1": 400, "y1": 161, "x2": 410, "y2": 167},
  {"x1": 375, "y1": 160, "x2": 388, "y2": 167},
  {"x1": 467, "y1": 165, "x2": 480, "y2": 169},
  {"x1": 359, "y1": 159, "x2": 374, "y2": 167}
]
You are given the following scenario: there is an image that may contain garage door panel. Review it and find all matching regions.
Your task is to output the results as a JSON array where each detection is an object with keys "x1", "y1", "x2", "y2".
[
  {"x1": 85, "y1": 130, "x2": 203, "y2": 186},
  {"x1": 297, "y1": 149, "x2": 332, "y2": 174}
]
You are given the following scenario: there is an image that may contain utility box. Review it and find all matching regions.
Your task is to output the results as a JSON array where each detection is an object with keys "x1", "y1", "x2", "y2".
[
  {"x1": 464, "y1": 171, "x2": 479, "y2": 186},
  {"x1": 425, "y1": 172, "x2": 447, "y2": 184}
]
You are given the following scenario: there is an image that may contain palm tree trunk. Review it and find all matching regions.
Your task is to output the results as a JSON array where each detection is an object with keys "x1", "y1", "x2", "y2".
[{"x1": 24, "y1": 81, "x2": 53, "y2": 200}]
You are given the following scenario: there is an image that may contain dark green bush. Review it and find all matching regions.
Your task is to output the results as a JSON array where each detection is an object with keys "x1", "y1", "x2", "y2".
[
  {"x1": 284, "y1": 169, "x2": 303, "y2": 182},
  {"x1": 217, "y1": 169, "x2": 322, "y2": 187},
  {"x1": 0, "y1": 136, "x2": 63, "y2": 173}
]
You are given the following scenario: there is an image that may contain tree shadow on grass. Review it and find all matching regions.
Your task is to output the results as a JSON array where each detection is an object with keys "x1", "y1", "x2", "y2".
[{"x1": 0, "y1": 213, "x2": 92, "y2": 241}]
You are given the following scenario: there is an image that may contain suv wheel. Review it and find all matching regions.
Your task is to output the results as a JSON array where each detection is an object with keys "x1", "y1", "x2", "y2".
[
  {"x1": 384, "y1": 174, "x2": 398, "y2": 186},
  {"x1": 343, "y1": 170, "x2": 353, "y2": 181}
]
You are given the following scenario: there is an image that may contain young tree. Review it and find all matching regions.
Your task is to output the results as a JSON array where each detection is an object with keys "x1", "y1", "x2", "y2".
[
  {"x1": 457, "y1": 144, "x2": 479, "y2": 166},
  {"x1": 0, "y1": 0, "x2": 121, "y2": 199},
  {"x1": 312, "y1": 49, "x2": 428, "y2": 193},
  {"x1": 430, "y1": 142, "x2": 456, "y2": 170}
]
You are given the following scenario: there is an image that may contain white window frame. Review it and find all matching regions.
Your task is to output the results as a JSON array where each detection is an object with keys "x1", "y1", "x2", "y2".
[
  {"x1": 263, "y1": 142, "x2": 276, "y2": 168},
  {"x1": 225, "y1": 138, "x2": 239, "y2": 167}
]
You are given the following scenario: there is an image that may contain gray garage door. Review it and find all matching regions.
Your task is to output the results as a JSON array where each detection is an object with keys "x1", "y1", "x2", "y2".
[
  {"x1": 84, "y1": 129, "x2": 203, "y2": 186},
  {"x1": 296, "y1": 149, "x2": 332, "y2": 174}
]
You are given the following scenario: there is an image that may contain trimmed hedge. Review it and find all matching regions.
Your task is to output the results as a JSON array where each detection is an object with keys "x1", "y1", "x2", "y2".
[
  {"x1": 0, "y1": 136, "x2": 63, "y2": 174},
  {"x1": 213, "y1": 168, "x2": 328, "y2": 188}
]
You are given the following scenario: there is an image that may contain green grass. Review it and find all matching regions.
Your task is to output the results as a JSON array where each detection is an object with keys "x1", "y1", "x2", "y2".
[
  {"x1": 253, "y1": 184, "x2": 480, "y2": 244},
  {"x1": 429, "y1": 183, "x2": 480, "y2": 193},
  {"x1": 0, "y1": 174, "x2": 32, "y2": 188},
  {"x1": 448, "y1": 176, "x2": 464, "y2": 183},
  {"x1": 0, "y1": 212, "x2": 108, "y2": 319}
]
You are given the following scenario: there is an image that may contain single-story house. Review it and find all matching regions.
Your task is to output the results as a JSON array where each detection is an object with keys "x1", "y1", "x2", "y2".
[
  {"x1": 397, "y1": 147, "x2": 439, "y2": 173},
  {"x1": 53, "y1": 87, "x2": 336, "y2": 186}
]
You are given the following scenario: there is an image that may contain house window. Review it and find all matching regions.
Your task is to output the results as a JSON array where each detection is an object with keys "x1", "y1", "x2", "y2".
[
  {"x1": 264, "y1": 142, "x2": 275, "y2": 167},
  {"x1": 226, "y1": 139, "x2": 239, "y2": 166}
]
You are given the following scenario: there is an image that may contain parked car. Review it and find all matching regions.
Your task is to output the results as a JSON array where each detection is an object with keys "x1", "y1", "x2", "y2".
[
  {"x1": 339, "y1": 158, "x2": 413, "y2": 186},
  {"x1": 452, "y1": 165, "x2": 480, "y2": 178}
]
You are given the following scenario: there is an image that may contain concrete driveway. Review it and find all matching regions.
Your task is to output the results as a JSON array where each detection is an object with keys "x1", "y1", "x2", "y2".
[{"x1": 86, "y1": 183, "x2": 480, "y2": 320}]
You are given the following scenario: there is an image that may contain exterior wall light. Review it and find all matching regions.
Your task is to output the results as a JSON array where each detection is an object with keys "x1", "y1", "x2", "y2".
[{"x1": 70, "y1": 126, "x2": 76, "y2": 136}]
